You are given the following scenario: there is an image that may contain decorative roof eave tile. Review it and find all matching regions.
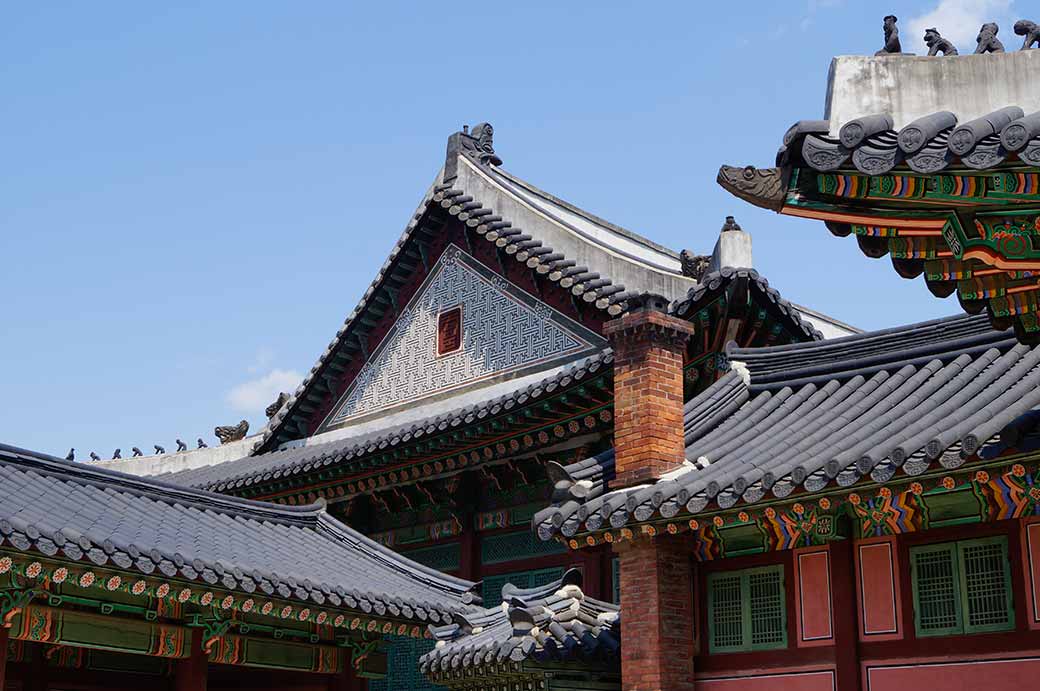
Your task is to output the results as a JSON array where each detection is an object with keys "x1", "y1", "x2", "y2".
[
  {"x1": 419, "y1": 568, "x2": 619, "y2": 681},
  {"x1": 0, "y1": 444, "x2": 478, "y2": 630},
  {"x1": 162, "y1": 351, "x2": 615, "y2": 497},
  {"x1": 533, "y1": 314, "x2": 1040, "y2": 543},
  {"x1": 258, "y1": 158, "x2": 645, "y2": 454}
]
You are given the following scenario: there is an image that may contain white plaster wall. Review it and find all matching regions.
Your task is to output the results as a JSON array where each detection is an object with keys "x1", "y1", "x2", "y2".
[{"x1": 825, "y1": 51, "x2": 1040, "y2": 135}]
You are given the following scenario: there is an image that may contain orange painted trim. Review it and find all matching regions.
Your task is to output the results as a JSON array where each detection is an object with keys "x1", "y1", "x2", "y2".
[
  {"x1": 781, "y1": 206, "x2": 947, "y2": 230},
  {"x1": 963, "y1": 248, "x2": 1040, "y2": 272}
]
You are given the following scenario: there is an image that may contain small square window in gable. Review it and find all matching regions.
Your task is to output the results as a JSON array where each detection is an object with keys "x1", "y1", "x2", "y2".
[{"x1": 437, "y1": 306, "x2": 463, "y2": 356}]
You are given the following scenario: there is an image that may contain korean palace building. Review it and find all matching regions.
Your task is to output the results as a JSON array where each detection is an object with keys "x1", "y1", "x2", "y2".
[{"x1": 5, "y1": 31, "x2": 1040, "y2": 691}]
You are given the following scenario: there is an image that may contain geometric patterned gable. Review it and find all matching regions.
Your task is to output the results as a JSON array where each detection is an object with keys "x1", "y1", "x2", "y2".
[{"x1": 322, "y1": 244, "x2": 603, "y2": 429}]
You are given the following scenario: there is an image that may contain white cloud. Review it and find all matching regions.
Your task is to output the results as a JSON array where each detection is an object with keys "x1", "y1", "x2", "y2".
[
  {"x1": 907, "y1": 0, "x2": 1015, "y2": 49},
  {"x1": 247, "y1": 347, "x2": 276, "y2": 374},
  {"x1": 226, "y1": 369, "x2": 302, "y2": 413}
]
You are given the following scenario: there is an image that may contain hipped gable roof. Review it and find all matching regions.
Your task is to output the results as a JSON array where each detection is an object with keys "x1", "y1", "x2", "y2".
[{"x1": 0, "y1": 443, "x2": 476, "y2": 623}]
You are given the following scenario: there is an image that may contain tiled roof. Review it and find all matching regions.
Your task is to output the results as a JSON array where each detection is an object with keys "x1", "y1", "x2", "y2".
[
  {"x1": 420, "y1": 568, "x2": 619, "y2": 676},
  {"x1": 256, "y1": 152, "x2": 681, "y2": 452},
  {"x1": 535, "y1": 313, "x2": 1040, "y2": 539},
  {"x1": 161, "y1": 350, "x2": 613, "y2": 492},
  {"x1": 787, "y1": 107, "x2": 1040, "y2": 175},
  {"x1": 0, "y1": 443, "x2": 476, "y2": 623},
  {"x1": 672, "y1": 267, "x2": 824, "y2": 342}
]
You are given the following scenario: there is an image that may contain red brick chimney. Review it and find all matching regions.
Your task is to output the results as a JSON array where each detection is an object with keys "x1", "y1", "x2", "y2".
[{"x1": 604, "y1": 294, "x2": 694, "y2": 488}]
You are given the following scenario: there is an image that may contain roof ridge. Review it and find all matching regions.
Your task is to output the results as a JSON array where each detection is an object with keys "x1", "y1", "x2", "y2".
[
  {"x1": 0, "y1": 443, "x2": 326, "y2": 527},
  {"x1": 489, "y1": 166, "x2": 681, "y2": 261}
]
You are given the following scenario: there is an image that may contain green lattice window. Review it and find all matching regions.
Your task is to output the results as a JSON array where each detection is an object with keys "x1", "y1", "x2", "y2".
[
  {"x1": 910, "y1": 536, "x2": 1014, "y2": 638},
  {"x1": 480, "y1": 530, "x2": 567, "y2": 565},
  {"x1": 707, "y1": 565, "x2": 786, "y2": 653},
  {"x1": 482, "y1": 567, "x2": 565, "y2": 609},
  {"x1": 369, "y1": 636, "x2": 445, "y2": 691},
  {"x1": 402, "y1": 543, "x2": 461, "y2": 572}
]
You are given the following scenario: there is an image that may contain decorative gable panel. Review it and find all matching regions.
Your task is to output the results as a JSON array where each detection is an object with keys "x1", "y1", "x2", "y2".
[{"x1": 323, "y1": 245, "x2": 602, "y2": 429}]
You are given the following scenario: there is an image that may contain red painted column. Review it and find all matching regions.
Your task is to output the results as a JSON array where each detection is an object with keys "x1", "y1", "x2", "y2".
[
  {"x1": 0, "y1": 626, "x2": 8, "y2": 691},
  {"x1": 174, "y1": 628, "x2": 208, "y2": 691},
  {"x1": 828, "y1": 540, "x2": 861, "y2": 691},
  {"x1": 615, "y1": 534, "x2": 695, "y2": 691}
]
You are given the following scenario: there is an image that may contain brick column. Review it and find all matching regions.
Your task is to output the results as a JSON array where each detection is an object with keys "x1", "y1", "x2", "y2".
[
  {"x1": 604, "y1": 294, "x2": 695, "y2": 488},
  {"x1": 615, "y1": 534, "x2": 695, "y2": 691},
  {"x1": 174, "y1": 628, "x2": 208, "y2": 691}
]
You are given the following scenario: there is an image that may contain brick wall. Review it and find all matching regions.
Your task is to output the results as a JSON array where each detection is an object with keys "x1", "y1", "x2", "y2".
[
  {"x1": 605, "y1": 302, "x2": 694, "y2": 488},
  {"x1": 615, "y1": 535, "x2": 696, "y2": 691}
]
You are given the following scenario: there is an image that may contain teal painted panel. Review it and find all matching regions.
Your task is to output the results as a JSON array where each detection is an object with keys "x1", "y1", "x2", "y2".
[{"x1": 369, "y1": 636, "x2": 444, "y2": 691}]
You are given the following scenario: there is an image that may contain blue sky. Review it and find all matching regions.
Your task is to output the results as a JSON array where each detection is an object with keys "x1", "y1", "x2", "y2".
[{"x1": 1, "y1": 1, "x2": 1022, "y2": 457}]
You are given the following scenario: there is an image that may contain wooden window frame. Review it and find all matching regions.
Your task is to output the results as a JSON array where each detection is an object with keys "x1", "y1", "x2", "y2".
[
  {"x1": 706, "y1": 564, "x2": 787, "y2": 654},
  {"x1": 436, "y1": 306, "x2": 463, "y2": 357},
  {"x1": 909, "y1": 535, "x2": 1015, "y2": 638}
]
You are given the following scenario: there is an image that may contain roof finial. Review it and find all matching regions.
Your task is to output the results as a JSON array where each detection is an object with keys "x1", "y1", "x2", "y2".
[
  {"x1": 1014, "y1": 20, "x2": 1039, "y2": 50},
  {"x1": 924, "y1": 28, "x2": 958, "y2": 56},
  {"x1": 875, "y1": 15, "x2": 902, "y2": 55},
  {"x1": 975, "y1": 22, "x2": 1005, "y2": 53},
  {"x1": 722, "y1": 216, "x2": 742, "y2": 232}
]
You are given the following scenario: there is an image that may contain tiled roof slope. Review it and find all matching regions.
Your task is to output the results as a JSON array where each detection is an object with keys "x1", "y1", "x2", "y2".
[
  {"x1": 257, "y1": 149, "x2": 694, "y2": 452},
  {"x1": 161, "y1": 351, "x2": 613, "y2": 492},
  {"x1": 535, "y1": 313, "x2": 1040, "y2": 539},
  {"x1": 420, "y1": 568, "x2": 619, "y2": 676},
  {"x1": 672, "y1": 267, "x2": 823, "y2": 342},
  {"x1": 0, "y1": 444, "x2": 475, "y2": 623},
  {"x1": 786, "y1": 108, "x2": 1040, "y2": 175}
]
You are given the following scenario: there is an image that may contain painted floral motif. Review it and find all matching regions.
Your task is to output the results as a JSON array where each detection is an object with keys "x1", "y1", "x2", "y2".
[
  {"x1": 298, "y1": 608, "x2": 311, "y2": 621},
  {"x1": 132, "y1": 580, "x2": 147, "y2": 596},
  {"x1": 261, "y1": 602, "x2": 273, "y2": 616},
  {"x1": 738, "y1": 511, "x2": 750, "y2": 523},
  {"x1": 910, "y1": 482, "x2": 924, "y2": 495},
  {"x1": 975, "y1": 470, "x2": 990, "y2": 483},
  {"x1": 51, "y1": 567, "x2": 68, "y2": 584},
  {"x1": 942, "y1": 476, "x2": 956, "y2": 490},
  {"x1": 713, "y1": 515, "x2": 724, "y2": 527},
  {"x1": 106, "y1": 575, "x2": 121, "y2": 591},
  {"x1": 156, "y1": 583, "x2": 169, "y2": 598},
  {"x1": 178, "y1": 588, "x2": 192, "y2": 603},
  {"x1": 316, "y1": 611, "x2": 328, "y2": 625},
  {"x1": 242, "y1": 598, "x2": 254, "y2": 613},
  {"x1": 849, "y1": 493, "x2": 861, "y2": 505},
  {"x1": 200, "y1": 592, "x2": 214, "y2": 606},
  {"x1": 0, "y1": 557, "x2": 12, "y2": 575},
  {"x1": 79, "y1": 572, "x2": 96, "y2": 588},
  {"x1": 818, "y1": 498, "x2": 831, "y2": 510},
  {"x1": 334, "y1": 614, "x2": 345, "y2": 627},
  {"x1": 1014, "y1": 463, "x2": 1027, "y2": 477},
  {"x1": 878, "y1": 487, "x2": 892, "y2": 498},
  {"x1": 221, "y1": 595, "x2": 234, "y2": 610},
  {"x1": 280, "y1": 605, "x2": 292, "y2": 619},
  {"x1": 25, "y1": 562, "x2": 42, "y2": 579}
]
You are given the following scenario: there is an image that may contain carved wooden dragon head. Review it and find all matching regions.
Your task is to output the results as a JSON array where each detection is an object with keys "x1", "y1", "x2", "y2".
[{"x1": 716, "y1": 165, "x2": 786, "y2": 212}]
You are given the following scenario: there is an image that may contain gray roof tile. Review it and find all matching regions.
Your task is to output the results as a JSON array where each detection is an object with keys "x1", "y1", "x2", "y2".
[
  {"x1": 0, "y1": 443, "x2": 476, "y2": 623},
  {"x1": 536, "y1": 313, "x2": 1036, "y2": 538}
]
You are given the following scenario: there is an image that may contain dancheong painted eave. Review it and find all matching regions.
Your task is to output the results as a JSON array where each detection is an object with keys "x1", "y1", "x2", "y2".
[
  {"x1": 0, "y1": 443, "x2": 478, "y2": 627},
  {"x1": 534, "y1": 313, "x2": 1040, "y2": 541},
  {"x1": 717, "y1": 52, "x2": 1040, "y2": 343}
]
